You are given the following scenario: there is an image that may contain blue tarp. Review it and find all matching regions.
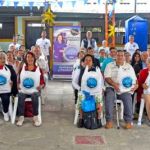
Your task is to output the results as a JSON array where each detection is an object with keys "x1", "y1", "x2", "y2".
[{"x1": 125, "y1": 15, "x2": 148, "y2": 51}]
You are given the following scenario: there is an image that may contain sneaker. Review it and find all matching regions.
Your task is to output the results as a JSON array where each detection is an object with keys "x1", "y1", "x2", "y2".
[
  {"x1": 77, "y1": 119, "x2": 84, "y2": 128},
  {"x1": 105, "y1": 121, "x2": 113, "y2": 129},
  {"x1": 3, "y1": 113, "x2": 9, "y2": 122},
  {"x1": 33, "y1": 116, "x2": 41, "y2": 127},
  {"x1": 124, "y1": 123, "x2": 133, "y2": 129},
  {"x1": 16, "y1": 116, "x2": 24, "y2": 126},
  {"x1": 97, "y1": 119, "x2": 102, "y2": 128}
]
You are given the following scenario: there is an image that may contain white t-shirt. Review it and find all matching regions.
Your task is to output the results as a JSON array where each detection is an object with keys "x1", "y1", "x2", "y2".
[
  {"x1": 8, "y1": 43, "x2": 20, "y2": 50},
  {"x1": 36, "y1": 38, "x2": 51, "y2": 56},
  {"x1": 124, "y1": 42, "x2": 139, "y2": 57}
]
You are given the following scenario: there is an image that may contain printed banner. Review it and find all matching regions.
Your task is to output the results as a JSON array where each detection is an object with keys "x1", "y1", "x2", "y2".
[{"x1": 53, "y1": 26, "x2": 81, "y2": 79}]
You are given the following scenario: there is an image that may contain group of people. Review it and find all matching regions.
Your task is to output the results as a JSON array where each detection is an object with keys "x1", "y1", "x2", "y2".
[
  {"x1": 0, "y1": 31, "x2": 51, "y2": 127},
  {"x1": 72, "y1": 31, "x2": 150, "y2": 129},
  {"x1": 0, "y1": 29, "x2": 150, "y2": 130}
]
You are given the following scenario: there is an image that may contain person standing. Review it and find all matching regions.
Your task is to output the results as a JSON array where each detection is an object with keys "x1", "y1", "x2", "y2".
[
  {"x1": 81, "y1": 31, "x2": 97, "y2": 51},
  {"x1": 8, "y1": 35, "x2": 20, "y2": 51},
  {"x1": 124, "y1": 35, "x2": 139, "y2": 57},
  {"x1": 36, "y1": 31, "x2": 51, "y2": 79}
]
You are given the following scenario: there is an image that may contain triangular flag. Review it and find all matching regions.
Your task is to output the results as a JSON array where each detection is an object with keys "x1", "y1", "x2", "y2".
[
  {"x1": 84, "y1": 0, "x2": 88, "y2": 4},
  {"x1": 28, "y1": 1, "x2": 34, "y2": 11},
  {"x1": 0, "y1": 0, "x2": 4, "y2": 6},
  {"x1": 58, "y1": 1, "x2": 63, "y2": 8},
  {"x1": 14, "y1": 1, "x2": 19, "y2": 9},
  {"x1": 43, "y1": 1, "x2": 49, "y2": 10},
  {"x1": 72, "y1": 1, "x2": 76, "y2": 8},
  {"x1": 6, "y1": 0, "x2": 10, "y2": 7},
  {"x1": 98, "y1": 0, "x2": 101, "y2": 4}
]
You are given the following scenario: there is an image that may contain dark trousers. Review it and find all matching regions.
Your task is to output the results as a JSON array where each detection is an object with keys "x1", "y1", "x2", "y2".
[
  {"x1": 17, "y1": 92, "x2": 40, "y2": 116},
  {"x1": 0, "y1": 93, "x2": 10, "y2": 113},
  {"x1": 47, "y1": 55, "x2": 51, "y2": 79},
  {"x1": 105, "y1": 87, "x2": 133, "y2": 123},
  {"x1": 74, "y1": 89, "x2": 78, "y2": 104}
]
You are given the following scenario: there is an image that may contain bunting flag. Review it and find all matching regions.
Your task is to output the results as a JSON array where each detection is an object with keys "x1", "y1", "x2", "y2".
[
  {"x1": 98, "y1": 0, "x2": 101, "y2": 4},
  {"x1": 108, "y1": 24, "x2": 115, "y2": 37},
  {"x1": 28, "y1": 1, "x2": 34, "y2": 11},
  {"x1": 58, "y1": 1, "x2": 63, "y2": 8},
  {"x1": 22, "y1": 1, "x2": 26, "y2": 9},
  {"x1": 14, "y1": 1, "x2": 19, "y2": 9},
  {"x1": 0, "y1": 0, "x2": 3, "y2": 6},
  {"x1": 43, "y1": 1, "x2": 49, "y2": 10},
  {"x1": 6, "y1": 0, "x2": 10, "y2": 7},
  {"x1": 84, "y1": 0, "x2": 88, "y2": 4},
  {"x1": 72, "y1": 1, "x2": 76, "y2": 8}
]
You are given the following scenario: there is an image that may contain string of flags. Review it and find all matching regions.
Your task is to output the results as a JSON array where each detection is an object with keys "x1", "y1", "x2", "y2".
[{"x1": 0, "y1": 0, "x2": 102, "y2": 10}]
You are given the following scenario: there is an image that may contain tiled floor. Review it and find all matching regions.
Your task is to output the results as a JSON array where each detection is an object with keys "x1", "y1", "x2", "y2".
[{"x1": 0, "y1": 80, "x2": 150, "y2": 150}]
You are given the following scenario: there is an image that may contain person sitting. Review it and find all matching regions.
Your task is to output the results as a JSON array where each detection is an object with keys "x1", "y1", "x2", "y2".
[
  {"x1": 138, "y1": 58, "x2": 150, "y2": 126},
  {"x1": 131, "y1": 52, "x2": 143, "y2": 77},
  {"x1": 72, "y1": 54, "x2": 104, "y2": 129},
  {"x1": 101, "y1": 47, "x2": 117, "y2": 73},
  {"x1": 87, "y1": 47, "x2": 100, "y2": 68},
  {"x1": 72, "y1": 50, "x2": 85, "y2": 104},
  {"x1": 98, "y1": 48, "x2": 106, "y2": 67},
  {"x1": 32, "y1": 45, "x2": 49, "y2": 104},
  {"x1": 6, "y1": 51, "x2": 20, "y2": 74},
  {"x1": 0, "y1": 52, "x2": 17, "y2": 121},
  {"x1": 16, "y1": 52, "x2": 45, "y2": 127},
  {"x1": 104, "y1": 50, "x2": 138, "y2": 129}
]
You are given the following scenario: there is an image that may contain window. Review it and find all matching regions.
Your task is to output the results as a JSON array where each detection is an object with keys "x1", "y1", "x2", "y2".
[
  {"x1": 0, "y1": 22, "x2": 14, "y2": 39},
  {"x1": 0, "y1": 23, "x2": 2, "y2": 29},
  {"x1": 81, "y1": 26, "x2": 102, "y2": 33}
]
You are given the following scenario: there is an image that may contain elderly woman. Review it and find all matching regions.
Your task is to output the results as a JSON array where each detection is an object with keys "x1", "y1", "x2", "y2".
[
  {"x1": 72, "y1": 54, "x2": 104, "y2": 129},
  {"x1": 138, "y1": 58, "x2": 150, "y2": 125},
  {"x1": 17, "y1": 52, "x2": 45, "y2": 127},
  {"x1": 0, "y1": 52, "x2": 17, "y2": 121}
]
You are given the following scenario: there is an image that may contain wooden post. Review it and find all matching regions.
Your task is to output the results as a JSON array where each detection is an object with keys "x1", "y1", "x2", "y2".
[{"x1": 105, "y1": 3, "x2": 108, "y2": 47}]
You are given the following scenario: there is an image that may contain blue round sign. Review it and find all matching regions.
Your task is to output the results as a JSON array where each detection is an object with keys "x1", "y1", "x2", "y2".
[
  {"x1": 23, "y1": 78, "x2": 34, "y2": 89},
  {"x1": 122, "y1": 77, "x2": 133, "y2": 88},
  {"x1": 0, "y1": 75, "x2": 7, "y2": 85},
  {"x1": 87, "y1": 77, "x2": 97, "y2": 88}
]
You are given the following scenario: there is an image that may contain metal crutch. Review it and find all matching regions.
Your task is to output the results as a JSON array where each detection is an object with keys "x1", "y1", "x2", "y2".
[{"x1": 115, "y1": 100, "x2": 120, "y2": 129}]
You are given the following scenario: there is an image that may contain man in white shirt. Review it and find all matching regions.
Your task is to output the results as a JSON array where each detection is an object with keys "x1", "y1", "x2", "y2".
[
  {"x1": 124, "y1": 35, "x2": 139, "y2": 57},
  {"x1": 104, "y1": 50, "x2": 138, "y2": 129},
  {"x1": 8, "y1": 36, "x2": 20, "y2": 51},
  {"x1": 81, "y1": 31, "x2": 97, "y2": 51},
  {"x1": 36, "y1": 31, "x2": 51, "y2": 79}
]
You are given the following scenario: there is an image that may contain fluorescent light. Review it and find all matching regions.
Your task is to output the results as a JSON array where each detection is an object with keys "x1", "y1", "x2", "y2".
[
  {"x1": 27, "y1": 23, "x2": 43, "y2": 27},
  {"x1": 0, "y1": 23, "x2": 2, "y2": 29}
]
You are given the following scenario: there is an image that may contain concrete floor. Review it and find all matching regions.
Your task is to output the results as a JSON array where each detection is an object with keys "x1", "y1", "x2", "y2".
[{"x1": 0, "y1": 81, "x2": 150, "y2": 150}]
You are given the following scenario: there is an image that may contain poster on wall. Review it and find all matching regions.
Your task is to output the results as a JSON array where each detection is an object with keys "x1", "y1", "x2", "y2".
[{"x1": 53, "y1": 26, "x2": 81, "y2": 79}]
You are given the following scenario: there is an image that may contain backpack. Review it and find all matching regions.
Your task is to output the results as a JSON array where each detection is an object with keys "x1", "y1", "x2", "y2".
[{"x1": 83, "y1": 111, "x2": 98, "y2": 129}]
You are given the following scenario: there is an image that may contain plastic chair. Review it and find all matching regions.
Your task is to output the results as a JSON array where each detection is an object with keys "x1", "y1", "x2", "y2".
[{"x1": 11, "y1": 96, "x2": 42, "y2": 124}]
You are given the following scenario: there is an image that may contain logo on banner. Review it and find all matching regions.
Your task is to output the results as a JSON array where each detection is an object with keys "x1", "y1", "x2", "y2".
[{"x1": 63, "y1": 46, "x2": 78, "y2": 62}]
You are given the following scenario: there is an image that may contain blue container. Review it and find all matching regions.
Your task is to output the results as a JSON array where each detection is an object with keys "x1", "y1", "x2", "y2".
[{"x1": 125, "y1": 15, "x2": 148, "y2": 52}]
